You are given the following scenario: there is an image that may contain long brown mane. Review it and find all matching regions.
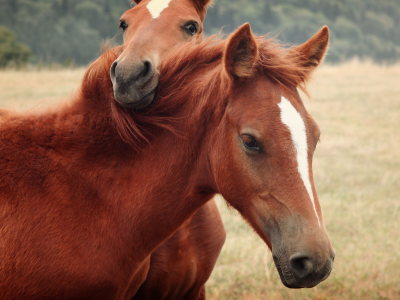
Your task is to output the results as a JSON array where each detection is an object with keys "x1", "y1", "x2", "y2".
[
  {"x1": 80, "y1": 45, "x2": 120, "y2": 106},
  {"x1": 91, "y1": 35, "x2": 312, "y2": 151},
  {"x1": 157, "y1": 34, "x2": 312, "y2": 102}
]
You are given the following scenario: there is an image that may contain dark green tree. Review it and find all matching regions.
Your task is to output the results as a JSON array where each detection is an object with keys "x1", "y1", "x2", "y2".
[{"x1": 0, "y1": 26, "x2": 32, "y2": 67}]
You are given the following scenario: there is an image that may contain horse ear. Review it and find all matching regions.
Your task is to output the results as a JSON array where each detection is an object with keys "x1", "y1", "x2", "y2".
[
  {"x1": 192, "y1": 0, "x2": 212, "y2": 7},
  {"x1": 223, "y1": 23, "x2": 258, "y2": 79},
  {"x1": 291, "y1": 26, "x2": 329, "y2": 72},
  {"x1": 191, "y1": 0, "x2": 212, "y2": 20}
]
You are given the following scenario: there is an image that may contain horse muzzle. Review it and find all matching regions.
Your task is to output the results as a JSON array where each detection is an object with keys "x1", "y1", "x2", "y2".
[
  {"x1": 110, "y1": 58, "x2": 158, "y2": 109},
  {"x1": 273, "y1": 248, "x2": 335, "y2": 288}
]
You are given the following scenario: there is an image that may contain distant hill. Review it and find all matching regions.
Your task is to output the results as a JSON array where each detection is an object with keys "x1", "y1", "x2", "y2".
[{"x1": 0, "y1": 0, "x2": 399, "y2": 64}]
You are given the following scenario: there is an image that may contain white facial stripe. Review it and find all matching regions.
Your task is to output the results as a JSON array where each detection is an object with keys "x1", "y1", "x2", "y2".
[
  {"x1": 278, "y1": 96, "x2": 321, "y2": 227},
  {"x1": 147, "y1": 0, "x2": 173, "y2": 19}
]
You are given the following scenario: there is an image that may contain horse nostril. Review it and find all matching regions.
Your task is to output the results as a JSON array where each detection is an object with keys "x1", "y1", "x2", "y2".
[
  {"x1": 289, "y1": 253, "x2": 314, "y2": 279},
  {"x1": 137, "y1": 60, "x2": 153, "y2": 84},
  {"x1": 110, "y1": 61, "x2": 118, "y2": 84},
  {"x1": 143, "y1": 61, "x2": 151, "y2": 76}
]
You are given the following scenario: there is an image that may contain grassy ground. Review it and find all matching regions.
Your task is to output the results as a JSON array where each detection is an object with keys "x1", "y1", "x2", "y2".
[
  {"x1": 0, "y1": 62, "x2": 399, "y2": 299},
  {"x1": 0, "y1": 68, "x2": 85, "y2": 110}
]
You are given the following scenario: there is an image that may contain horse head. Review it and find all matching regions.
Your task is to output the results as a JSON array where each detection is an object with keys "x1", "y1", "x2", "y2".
[
  {"x1": 110, "y1": 0, "x2": 211, "y2": 109},
  {"x1": 209, "y1": 24, "x2": 335, "y2": 288}
]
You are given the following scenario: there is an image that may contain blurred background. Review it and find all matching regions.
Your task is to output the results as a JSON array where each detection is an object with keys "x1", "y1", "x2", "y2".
[
  {"x1": 0, "y1": 1, "x2": 399, "y2": 299},
  {"x1": 1, "y1": 0, "x2": 400, "y2": 67}
]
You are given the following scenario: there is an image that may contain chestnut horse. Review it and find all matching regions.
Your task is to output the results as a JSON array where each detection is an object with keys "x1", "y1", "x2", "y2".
[
  {"x1": 112, "y1": 0, "x2": 225, "y2": 299},
  {"x1": 0, "y1": 24, "x2": 334, "y2": 299}
]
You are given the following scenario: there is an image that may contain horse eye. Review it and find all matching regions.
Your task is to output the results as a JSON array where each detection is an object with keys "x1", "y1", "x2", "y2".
[
  {"x1": 184, "y1": 22, "x2": 198, "y2": 36},
  {"x1": 241, "y1": 135, "x2": 260, "y2": 151},
  {"x1": 119, "y1": 21, "x2": 128, "y2": 31}
]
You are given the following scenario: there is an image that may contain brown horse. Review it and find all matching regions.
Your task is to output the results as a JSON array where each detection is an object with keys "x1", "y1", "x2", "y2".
[
  {"x1": 113, "y1": 1, "x2": 225, "y2": 299},
  {"x1": 0, "y1": 24, "x2": 334, "y2": 299},
  {"x1": 110, "y1": 23, "x2": 335, "y2": 289}
]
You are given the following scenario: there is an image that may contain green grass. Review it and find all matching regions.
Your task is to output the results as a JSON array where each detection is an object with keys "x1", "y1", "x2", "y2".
[{"x1": 1, "y1": 62, "x2": 399, "y2": 299}]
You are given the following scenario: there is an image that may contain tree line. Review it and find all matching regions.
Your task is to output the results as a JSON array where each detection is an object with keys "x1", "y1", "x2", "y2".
[{"x1": 0, "y1": 0, "x2": 399, "y2": 66}]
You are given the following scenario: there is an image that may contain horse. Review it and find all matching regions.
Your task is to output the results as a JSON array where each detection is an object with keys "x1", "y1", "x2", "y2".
[
  {"x1": 114, "y1": 1, "x2": 226, "y2": 299},
  {"x1": 109, "y1": 23, "x2": 335, "y2": 289},
  {"x1": 0, "y1": 24, "x2": 334, "y2": 299}
]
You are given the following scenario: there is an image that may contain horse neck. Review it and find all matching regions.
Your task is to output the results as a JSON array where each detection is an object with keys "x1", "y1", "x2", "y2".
[
  {"x1": 3, "y1": 56, "x2": 129, "y2": 175},
  {"x1": 46, "y1": 81, "x2": 125, "y2": 159},
  {"x1": 121, "y1": 65, "x2": 229, "y2": 257}
]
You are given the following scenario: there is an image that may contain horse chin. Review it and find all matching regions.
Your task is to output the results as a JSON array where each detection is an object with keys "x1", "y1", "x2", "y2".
[
  {"x1": 274, "y1": 261, "x2": 322, "y2": 289},
  {"x1": 116, "y1": 90, "x2": 156, "y2": 110},
  {"x1": 272, "y1": 257, "x2": 303, "y2": 289}
]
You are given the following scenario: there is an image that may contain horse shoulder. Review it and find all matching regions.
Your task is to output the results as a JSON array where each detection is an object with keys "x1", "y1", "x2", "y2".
[
  {"x1": 190, "y1": 199, "x2": 226, "y2": 270},
  {"x1": 133, "y1": 199, "x2": 225, "y2": 300}
]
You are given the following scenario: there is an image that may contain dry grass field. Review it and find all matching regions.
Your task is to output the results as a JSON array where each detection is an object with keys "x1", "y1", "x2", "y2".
[{"x1": 0, "y1": 62, "x2": 399, "y2": 299}]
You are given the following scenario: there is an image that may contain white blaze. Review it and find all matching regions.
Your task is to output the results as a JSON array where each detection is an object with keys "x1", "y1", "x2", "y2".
[
  {"x1": 278, "y1": 96, "x2": 321, "y2": 227},
  {"x1": 147, "y1": 0, "x2": 173, "y2": 18}
]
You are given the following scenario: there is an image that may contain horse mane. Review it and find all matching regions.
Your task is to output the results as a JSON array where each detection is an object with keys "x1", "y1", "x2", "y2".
[
  {"x1": 89, "y1": 34, "x2": 314, "y2": 152},
  {"x1": 78, "y1": 44, "x2": 151, "y2": 152},
  {"x1": 157, "y1": 33, "x2": 312, "y2": 97},
  {"x1": 156, "y1": 34, "x2": 313, "y2": 110},
  {"x1": 79, "y1": 44, "x2": 120, "y2": 105}
]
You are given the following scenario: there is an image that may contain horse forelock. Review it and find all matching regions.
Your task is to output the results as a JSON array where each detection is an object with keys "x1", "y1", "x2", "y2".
[{"x1": 255, "y1": 37, "x2": 311, "y2": 97}]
